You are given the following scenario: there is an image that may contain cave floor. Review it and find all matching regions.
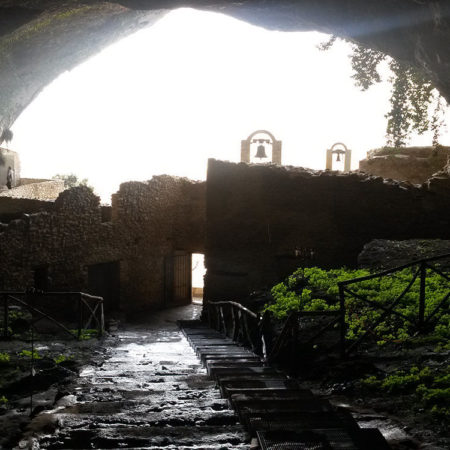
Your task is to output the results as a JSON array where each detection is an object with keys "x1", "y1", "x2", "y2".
[
  {"x1": 9, "y1": 304, "x2": 446, "y2": 450},
  {"x1": 18, "y1": 304, "x2": 249, "y2": 449}
]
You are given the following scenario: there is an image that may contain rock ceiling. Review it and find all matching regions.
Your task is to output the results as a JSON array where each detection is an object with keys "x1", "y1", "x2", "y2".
[{"x1": 0, "y1": 0, "x2": 449, "y2": 136}]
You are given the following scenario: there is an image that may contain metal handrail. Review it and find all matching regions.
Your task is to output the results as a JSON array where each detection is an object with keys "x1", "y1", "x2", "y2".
[
  {"x1": 0, "y1": 290, "x2": 104, "y2": 340},
  {"x1": 208, "y1": 300, "x2": 259, "y2": 319},
  {"x1": 338, "y1": 253, "x2": 450, "y2": 356},
  {"x1": 339, "y1": 252, "x2": 450, "y2": 286},
  {"x1": 206, "y1": 300, "x2": 261, "y2": 353},
  {"x1": 206, "y1": 300, "x2": 343, "y2": 362}
]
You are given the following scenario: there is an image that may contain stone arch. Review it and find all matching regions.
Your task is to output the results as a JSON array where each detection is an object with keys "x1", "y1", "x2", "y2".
[{"x1": 241, "y1": 130, "x2": 282, "y2": 165}]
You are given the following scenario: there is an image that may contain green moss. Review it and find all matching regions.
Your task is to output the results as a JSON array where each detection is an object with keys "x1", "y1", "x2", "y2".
[
  {"x1": 19, "y1": 349, "x2": 41, "y2": 359},
  {"x1": 361, "y1": 365, "x2": 450, "y2": 423},
  {"x1": 0, "y1": 352, "x2": 10, "y2": 364},
  {"x1": 53, "y1": 354, "x2": 73, "y2": 364}
]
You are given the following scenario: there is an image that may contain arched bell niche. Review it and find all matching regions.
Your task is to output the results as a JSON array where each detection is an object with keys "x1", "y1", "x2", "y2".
[{"x1": 240, "y1": 130, "x2": 282, "y2": 165}]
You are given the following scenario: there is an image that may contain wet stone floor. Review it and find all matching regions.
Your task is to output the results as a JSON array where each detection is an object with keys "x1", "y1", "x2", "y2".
[{"x1": 20, "y1": 305, "x2": 249, "y2": 449}]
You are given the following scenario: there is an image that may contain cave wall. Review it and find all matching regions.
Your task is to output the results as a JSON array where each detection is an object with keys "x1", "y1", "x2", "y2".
[
  {"x1": 1, "y1": 1, "x2": 450, "y2": 137},
  {"x1": 204, "y1": 159, "x2": 450, "y2": 302},
  {"x1": 0, "y1": 177, "x2": 206, "y2": 313}
]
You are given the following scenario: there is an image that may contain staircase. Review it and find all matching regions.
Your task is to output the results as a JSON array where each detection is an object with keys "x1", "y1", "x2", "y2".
[{"x1": 180, "y1": 319, "x2": 391, "y2": 450}]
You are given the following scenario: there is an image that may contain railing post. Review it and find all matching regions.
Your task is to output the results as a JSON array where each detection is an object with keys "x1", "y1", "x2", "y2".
[
  {"x1": 339, "y1": 284, "x2": 346, "y2": 358},
  {"x1": 3, "y1": 295, "x2": 8, "y2": 338},
  {"x1": 419, "y1": 262, "x2": 426, "y2": 329},
  {"x1": 292, "y1": 312, "x2": 299, "y2": 362},
  {"x1": 99, "y1": 301, "x2": 104, "y2": 337},
  {"x1": 78, "y1": 294, "x2": 83, "y2": 340},
  {"x1": 231, "y1": 305, "x2": 238, "y2": 341},
  {"x1": 206, "y1": 303, "x2": 212, "y2": 328},
  {"x1": 215, "y1": 304, "x2": 221, "y2": 331}
]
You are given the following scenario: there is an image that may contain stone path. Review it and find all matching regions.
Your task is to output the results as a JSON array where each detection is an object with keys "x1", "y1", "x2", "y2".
[
  {"x1": 180, "y1": 320, "x2": 390, "y2": 450},
  {"x1": 21, "y1": 305, "x2": 249, "y2": 449}
]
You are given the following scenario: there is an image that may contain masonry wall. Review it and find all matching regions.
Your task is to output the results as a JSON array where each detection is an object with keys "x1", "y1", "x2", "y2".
[
  {"x1": 0, "y1": 179, "x2": 65, "y2": 200},
  {"x1": 359, "y1": 146, "x2": 450, "y2": 184},
  {"x1": 0, "y1": 176, "x2": 206, "y2": 314},
  {"x1": 204, "y1": 159, "x2": 450, "y2": 302},
  {"x1": 112, "y1": 176, "x2": 205, "y2": 310}
]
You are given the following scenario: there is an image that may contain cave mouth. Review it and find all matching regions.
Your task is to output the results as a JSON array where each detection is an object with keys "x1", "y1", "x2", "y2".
[
  {"x1": 10, "y1": 7, "x2": 449, "y2": 204},
  {"x1": 1, "y1": 1, "x2": 450, "y2": 143}
]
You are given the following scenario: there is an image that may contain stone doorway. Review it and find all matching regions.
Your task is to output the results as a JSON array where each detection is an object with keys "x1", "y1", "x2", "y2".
[
  {"x1": 87, "y1": 261, "x2": 120, "y2": 313},
  {"x1": 164, "y1": 251, "x2": 192, "y2": 307},
  {"x1": 192, "y1": 253, "x2": 205, "y2": 305}
]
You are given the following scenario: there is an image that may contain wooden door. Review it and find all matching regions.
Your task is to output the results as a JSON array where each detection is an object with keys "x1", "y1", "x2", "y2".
[
  {"x1": 87, "y1": 261, "x2": 120, "y2": 313},
  {"x1": 164, "y1": 251, "x2": 191, "y2": 306}
]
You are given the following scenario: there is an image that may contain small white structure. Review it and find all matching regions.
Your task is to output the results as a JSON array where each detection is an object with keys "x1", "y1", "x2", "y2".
[
  {"x1": 241, "y1": 130, "x2": 282, "y2": 165},
  {"x1": 0, "y1": 148, "x2": 20, "y2": 189},
  {"x1": 326, "y1": 142, "x2": 352, "y2": 172}
]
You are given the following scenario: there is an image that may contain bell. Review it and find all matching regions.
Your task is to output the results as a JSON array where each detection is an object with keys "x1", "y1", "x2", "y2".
[
  {"x1": 334, "y1": 149, "x2": 345, "y2": 162},
  {"x1": 255, "y1": 144, "x2": 267, "y2": 159}
]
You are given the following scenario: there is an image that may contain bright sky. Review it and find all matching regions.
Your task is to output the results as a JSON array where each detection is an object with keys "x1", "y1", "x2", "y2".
[{"x1": 10, "y1": 8, "x2": 450, "y2": 203}]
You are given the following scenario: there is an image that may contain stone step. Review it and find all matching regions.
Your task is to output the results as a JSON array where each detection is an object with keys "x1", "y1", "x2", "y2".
[
  {"x1": 206, "y1": 360, "x2": 266, "y2": 375},
  {"x1": 210, "y1": 366, "x2": 283, "y2": 380},
  {"x1": 38, "y1": 425, "x2": 249, "y2": 449}
]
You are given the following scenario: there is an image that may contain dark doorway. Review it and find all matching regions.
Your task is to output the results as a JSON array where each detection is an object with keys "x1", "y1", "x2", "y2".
[
  {"x1": 87, "y1": 261, "x2": 120, "y2": 313},
  {"x1": 34, "y1": 265, "x2": 49, "y2": 291},
  {"x1": 164, "y1": 251, "x2": 192, "y2": 306}
]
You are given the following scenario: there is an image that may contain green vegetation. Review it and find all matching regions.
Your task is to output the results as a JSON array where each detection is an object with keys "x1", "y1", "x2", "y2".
[
  {"x1": 53, "y1": 354, "x2": 72, "y2": 365},
  {"x1": 52, "y1": 173, "x2": 93, "y2": 190},
  {"x1": 70, "y1": 329, "x2": 98, "y2": 340},
  {"x1": 0, "y1": 396, "x2": 7, "y2": 406},
  {"x1": 0, "y1": 352, "x2": 10, "y2": 364},
  {"x1": 18, "y1": 349, "x2": 41, "y2": 359},
  {"x1": 319, "y1": 37, "x2": 447, "y2": 148},
  {"x1": 361, "y1": 365, "x2": 450, "y2": 423},
  {"x1": 265, "y1": 266, "x2": 449, "y2": 345}
]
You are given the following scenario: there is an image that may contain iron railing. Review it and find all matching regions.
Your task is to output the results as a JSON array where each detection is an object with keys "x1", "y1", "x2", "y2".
[
  {"x1": 206, "y1": 301, "x2": 341, "y2": 362},
  {"x1": 207, "y1": 254, "x2": 450, "y2": 362},
  {"x1": 0, "y1": 291, "x2": 104, "y2": 340},
  {"x1": 338, "y1": 253, "x2": 450, "y2": 356},
  {"x1": 207, "y1": 301, "x2": 262, "y2": 353}
]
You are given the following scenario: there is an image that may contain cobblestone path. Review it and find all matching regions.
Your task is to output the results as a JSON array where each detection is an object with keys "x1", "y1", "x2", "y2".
[{"x1": 21, "y1": 305, "x2": 249, "y2": 449}]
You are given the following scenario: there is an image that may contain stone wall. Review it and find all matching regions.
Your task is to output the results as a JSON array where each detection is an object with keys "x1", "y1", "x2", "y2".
[
  {"x1": 112, "y1": 176, "x2": 205, "y2": 310},
  {"x1": 359, "y1": 147, "x2": 450, "y2": 185},
  {"x1": 0, "y1": 176, "x2": 206, "y2": 314},
  {"x1": 358, "y1": 239, "x2": 450, "y2": 270},
  {"x1": 204, "y1": 159, "x2": 450, "y2": 302},
  {"x1": 0, "y1": 197, "x2": 54, "y2": 222},
  {"x1": 0, "y1": 179, "x2": 65, "y2": 200}
]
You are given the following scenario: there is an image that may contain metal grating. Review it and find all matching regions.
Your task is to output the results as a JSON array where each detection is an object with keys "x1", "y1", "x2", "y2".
[
  {"x1": 257, "y1": 429, "x2": 358, "y2": 450},
  {"x1": 180, "y1": 320, "x2": 391, "y2": 450}
]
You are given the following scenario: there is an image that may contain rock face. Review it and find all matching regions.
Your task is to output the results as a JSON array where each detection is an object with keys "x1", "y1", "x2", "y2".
[
  {"x1": 1, "y1": 1, "x2": 450, "y2": 136},
  {"x1": 359, "y1": 147, "x2": 450, "y2": 185},
  {"x1": 204, "y1": 159, "x2": 450, "y2": 302},
  {"x1": 358, "y1": 239, "x2": 450, "y2": 270}
]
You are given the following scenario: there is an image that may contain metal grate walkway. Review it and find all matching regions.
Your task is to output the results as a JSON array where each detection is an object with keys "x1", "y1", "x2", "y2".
[{"x1": 180, "y1": 319, "x2": 391, "y2": 450}]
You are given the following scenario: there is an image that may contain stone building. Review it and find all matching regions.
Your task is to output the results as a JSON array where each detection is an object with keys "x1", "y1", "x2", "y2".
[
  {"x1": 0, "y1": 158, "x2": 449, "y2": 314},
  {"x1": 0, "y1": 177, "x2": 205, "y2": 314},
  {"x1": 204, "y1": 159, "x2": 450, "y2": 302}
]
